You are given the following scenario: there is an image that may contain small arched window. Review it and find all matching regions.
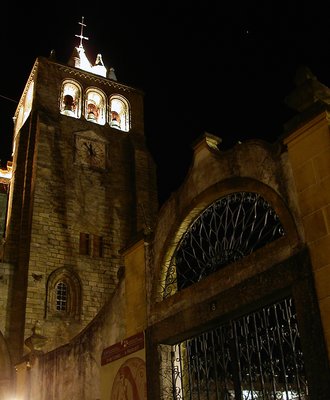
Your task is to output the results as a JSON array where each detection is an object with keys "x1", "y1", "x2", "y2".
[
  {"x1": 109, "y1": 95, "x2": 130, "y2": 132},
  {"x1": 46, "y1": 268, "x2": 81, "y2": 320},
  {"x1": 85, "y1": 88, "x2": 106, "y2": 125},
  {"x1": 60, "y1": 80, "x2": 82, "y2": 118}
]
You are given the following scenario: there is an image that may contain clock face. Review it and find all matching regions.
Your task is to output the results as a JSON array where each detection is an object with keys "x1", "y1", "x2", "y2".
[{"x1": 76, "y1": 137, "x2": 106, "y2": 169}]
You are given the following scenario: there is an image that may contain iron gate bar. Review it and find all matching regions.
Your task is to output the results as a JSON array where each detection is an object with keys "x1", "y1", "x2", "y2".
[{"x1": 163, "y1": 297, "x2": 308, "y2": 400}]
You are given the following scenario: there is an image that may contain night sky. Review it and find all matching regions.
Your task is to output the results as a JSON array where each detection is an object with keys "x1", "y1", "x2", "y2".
[{"x1": 1, "y1": 2, "x2": 329, "y2": 204}]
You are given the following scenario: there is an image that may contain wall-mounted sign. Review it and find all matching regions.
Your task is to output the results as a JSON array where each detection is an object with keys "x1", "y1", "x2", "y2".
[{"x1": 101, "y1": 332, "x2": 147, "y2": 400}]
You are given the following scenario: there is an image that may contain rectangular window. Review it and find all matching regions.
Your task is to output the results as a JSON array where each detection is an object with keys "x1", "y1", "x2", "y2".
[
  {"x1": 93, "y1": 235, "x2": 103, "y2": 257},
  {"x1": 79, "y1": 232, "x2": 90, "y2": 255},
  {"x1": 56, "y1": 282, "x2": 68, "y2": 311},
  {"x1": 79, "y1": 233, "x2": 103, "y2": 257}
]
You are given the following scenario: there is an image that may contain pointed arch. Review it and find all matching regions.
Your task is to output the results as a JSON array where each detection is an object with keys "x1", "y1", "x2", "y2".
[{"x1": 46, "y1": 267, "x2": 82, "y2": 320}]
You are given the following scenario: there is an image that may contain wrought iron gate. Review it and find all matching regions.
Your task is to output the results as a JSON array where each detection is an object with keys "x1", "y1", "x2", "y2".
[{"x1": 161, "y1": 297, "x2": 308, "y2": 399}]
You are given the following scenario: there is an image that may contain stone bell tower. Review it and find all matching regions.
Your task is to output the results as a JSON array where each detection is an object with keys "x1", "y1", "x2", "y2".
[{"x1": 1, "y1": 17, "x2": 158, "y2": 365}]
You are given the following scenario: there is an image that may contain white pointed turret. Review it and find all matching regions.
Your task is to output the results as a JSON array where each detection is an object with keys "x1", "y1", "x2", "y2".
[
  {"x1": 76, "y1": 45, "x2": 93, "y2": 72},
  {"x1": 68, "y1": 16, "x2": 92, "y2": 72},
  {"x1": 66, "y1": 17, "x2": 115, "y2": 79},
  {"x1": 92, "y1": 54, "x2": 107, "y2": 77}
]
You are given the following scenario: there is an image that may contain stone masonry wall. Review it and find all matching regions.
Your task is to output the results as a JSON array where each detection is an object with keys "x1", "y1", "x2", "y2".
[
  {"x1": 24, "y1": 115, "x2": 136, "y2": 352},
  {"x1": 284, "y1": 111, "x2": 330, "y2": 359}
]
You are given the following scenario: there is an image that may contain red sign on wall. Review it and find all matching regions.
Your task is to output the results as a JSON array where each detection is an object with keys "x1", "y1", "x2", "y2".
[{"x1": 101, "y1": 332, "x2": 144, "y2": 366}]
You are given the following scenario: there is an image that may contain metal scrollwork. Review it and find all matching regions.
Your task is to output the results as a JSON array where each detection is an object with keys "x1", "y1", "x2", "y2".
[{"x1": 163, "y1": 192, "x2": 285, "y2": 299}]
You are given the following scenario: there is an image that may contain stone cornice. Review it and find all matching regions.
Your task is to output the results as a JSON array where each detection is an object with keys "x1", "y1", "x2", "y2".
[{"x1": 57, "y1": 64, "x2": 137, "y2": 93}]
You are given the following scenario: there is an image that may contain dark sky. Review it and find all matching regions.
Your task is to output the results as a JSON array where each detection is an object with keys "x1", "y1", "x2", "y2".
[{"x1": 1, "y1": 2, "x2": 329, "y2": 205}]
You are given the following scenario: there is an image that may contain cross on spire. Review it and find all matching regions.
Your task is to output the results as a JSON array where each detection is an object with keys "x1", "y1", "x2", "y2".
[{"x1": 75, "y1": 16, "x2": 89, "y2": 48}]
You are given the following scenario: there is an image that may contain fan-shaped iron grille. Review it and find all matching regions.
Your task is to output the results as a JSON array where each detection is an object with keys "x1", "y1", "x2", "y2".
[{"x1": 163, "y1": 192, "x2": 285, "y2": 299}]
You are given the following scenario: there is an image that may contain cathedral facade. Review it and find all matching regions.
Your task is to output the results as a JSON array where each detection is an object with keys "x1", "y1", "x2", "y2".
[{"x1": 0, "y1": 24, "x2": 330, "y2": 400}]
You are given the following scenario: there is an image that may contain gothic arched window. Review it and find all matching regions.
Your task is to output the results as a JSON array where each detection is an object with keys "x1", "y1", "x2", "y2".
[
  {"x1": 163, "y1": 192, "x2": 285, "y2": 298},
  {"x1": 109, "y1": 95, "x2": 130, "y2": 132},
  {"x1": 85, "y1": 88, "x2": 106, "y2": 125},
  {"x1": 60, "y1": 80, "x2": 82, "y2": 118},
  {"x1": 46, "y1": 268, "x2": 81, "y2": 320}
]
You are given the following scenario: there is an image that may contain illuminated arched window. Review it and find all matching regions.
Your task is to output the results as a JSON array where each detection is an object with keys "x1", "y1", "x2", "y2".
[
  {"x1": 85, "y1": 88, "x2": 106, "y2": 125},
  {"x1": 109, "y1": 95, "x2": 130, "y2": 132},
  {"x1": 60, "y1": 80, "x2": 82, "y2": 118}
]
